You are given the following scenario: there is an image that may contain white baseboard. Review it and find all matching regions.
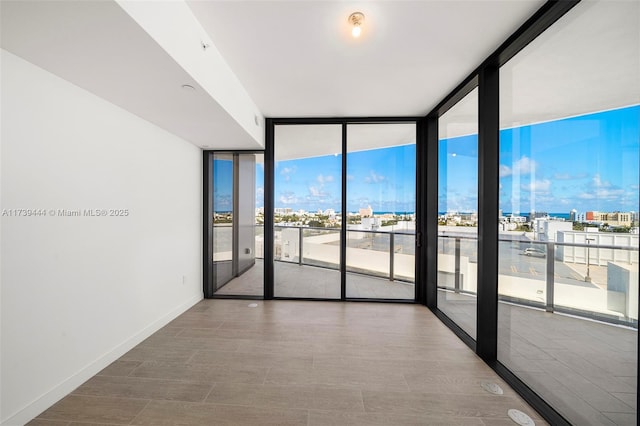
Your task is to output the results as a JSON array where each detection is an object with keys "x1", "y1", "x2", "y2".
[{"x1": 1, "y1": 294, "x2": 203, "y2": 426}]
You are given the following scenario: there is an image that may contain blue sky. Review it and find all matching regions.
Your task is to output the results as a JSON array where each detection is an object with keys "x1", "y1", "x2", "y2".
[
  {"x1": 499, "y1": 105, "x2": 639, "y2": 214},
  {"x1": 212, "y1": 158, "x2": 233, "y2": 212},
  {"x1": 216, "y1": 105, "x2": 639, "y2": 215},
  {"x1": 273, "y1": 145, "x2": 416, "y2": 213},
  {"x1": 440, "y1": 105, "x2": 639, "y2": 214}
]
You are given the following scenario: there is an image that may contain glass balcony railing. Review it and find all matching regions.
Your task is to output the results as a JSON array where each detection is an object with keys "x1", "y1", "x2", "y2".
[
  {"x1": 501, "y1": 239, "x2": 638, "y2": 326},
  {"x1": 438, "y1": 234, "x2": 639, "y2": 327},
  {"x1": 272, "y1": 225, "x2": 415, "y2": 283}
]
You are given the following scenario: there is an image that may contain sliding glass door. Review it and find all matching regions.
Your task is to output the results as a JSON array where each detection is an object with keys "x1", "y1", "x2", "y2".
[
  {"x1": 273, "y1": 124, "x2": 342, "y2": 298},
  {"x1": 346, "y1": 123, "x2": 416, "y2": 300},
  {"x1": 272, "y1": 121, "x2": 417, "y2": 300},
  {"x1": 206, "y1": 152, "x2": 264, "y2": 297}
]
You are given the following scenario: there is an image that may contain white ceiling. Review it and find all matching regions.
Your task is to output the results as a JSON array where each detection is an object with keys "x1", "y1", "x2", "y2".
[
  {"x1": 0, "y1": 0, "x2": 262, "y2": 150},
  {"x1": 275, "y1": 122, "x2": 416, "y2": 160},
  {"x1": 3, "y1": 1, "x2": 635, "y2": 151},
  {"x1": 187, "y1": 0, "x2": 545, "y2": 118}
]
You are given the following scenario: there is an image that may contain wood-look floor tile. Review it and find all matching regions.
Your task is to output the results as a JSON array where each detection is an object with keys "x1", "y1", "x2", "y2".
[
  {"x1": 480, "y1": 419, "x2": 549, "y2": 426},
  {"x1": 189, "y1": 349, "x2": 313, "y2": 369},
  {"x1": 120, "y1": 345, "x2": 195, "y2": 363},
  {"x1": 602, "y1": 411, "x2": 636, "y2": 426},
  {"x1": 26, "y1": 419, "x2": 69, "y2": 426},
  {"x1": 265, "y1": 366, "x2": 409, "y2": 392},
  {"x1": 130, "y1": 360, "x2": 268, "y2": 384},
  {"x1": 136, "y1": 335, "x2": 240, "y2": 352},
  {"x1": 131, "y1": 400, "x2": 308, "y2": 425},
  {"x1": 73, "y1": 375, "x2": 212, "y2": 402},
  {"x1": 168, "y1": 316, "x2": 225, "y2": 329},
  {"x1": 362, "y1": 390, "x2": 542, "y2": 420},
  {"x1": 404, "y1": 372, "x2": 513, "y2": 395},
  {"x1": 205, "y1": 383, "x2": 364, "y2": 411},
  {"x1": 36, "y1": 395, "x2": 148, "y2": 424},
  {"x1": 29, "y1": 300, "x2": 557, "y2": 426},
  {"x1": 235, "y1": 339, "x2": 315, "y2": 356},
  {"x1": 68, "y1": 423, "x2": 129, "y2": 426},
  {"x1": 96, "y1": 360, "x2": 142, "y2": 377},
  {"x1": 308, "y1": 410, "x2": 485, "y2": 426}
]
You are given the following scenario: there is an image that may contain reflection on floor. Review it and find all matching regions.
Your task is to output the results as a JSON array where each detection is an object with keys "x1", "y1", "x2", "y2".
[
  {"x1": 215, "y1": 260, "x2": 264, "y2": 296},
  {"x1": 30, "y1": 299, "x2": 547, "y2": 425},
  {"x1": 215, "y1": 259, "x2": 414, "y2": 300},
  {"x1": 438, "y1": 290, "x2": 637, "y2": 426},
  {"x1": 438, "y1": 289, "x2": 477, "y2": 338}
]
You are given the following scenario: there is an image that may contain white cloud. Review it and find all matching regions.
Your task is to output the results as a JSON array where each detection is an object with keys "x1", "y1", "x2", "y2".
[
  {"x1": 364, "y1": 171, "x2": 385, "y2": 184},
  {"x1": 577, "y1": 174, "x2": 625, "y2": 200},
  {"x1": 553, "y1": 172, "x2": 588, "y2": 180},
  {"x1": 308, "y1": 186, "x2": 324, "y2": 197},
  {"x1": 500, "y1": 156, "x2": 536, "y2": 178},
  {"x1": 499, "y1": 165, "x2": 512, "y2": 177},
  {"x1": 279, "y1": 192, "x2": 298, "y2": 204},
  {"x1": 521, "y1": 179, "x2": 551, "y2": 193},
  {"x1": 317, "y1": 174, "x2": 334, "y2": 184}
]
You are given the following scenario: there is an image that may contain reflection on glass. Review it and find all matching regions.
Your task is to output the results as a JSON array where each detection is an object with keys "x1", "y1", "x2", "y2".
[
  {"x1": 345, "y1": 123, "x2": 416, "y2": 300},
  {"x1": 437, "y1": 88, "x2": 478, "y2": 339},
  {"x1": 212, "y1": 154, "x2": 234, "y2": 290},
  {"x1": 212, "y1": 153, "x2": 264, "y2": 296},
  {"x1": 498, "y1": 1, "x2": 639, "y2": 424},
  {"x1": 273, "y1": 125, "x2": 342, "y2": 298}
]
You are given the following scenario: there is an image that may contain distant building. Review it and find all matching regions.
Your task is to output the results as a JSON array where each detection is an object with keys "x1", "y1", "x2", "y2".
[
  {"x1": 359, "y1": 205, "x2": 373, "y2": 218},
  {"x1": 506, "y1": 214, "x2": 527, "y2": 223},
  {"x1": 584, "y1": 211, "x2": 632, "y2": 227},
  {"x1": 533, "y1": 218, "x2": 573, "y2": 242},
  {"x1": 275, "y1": 207, "x2": 293, "y2": 215},
  {"x1": 569, "y1": 209, "x2": 578, "y2": 222},
  {"x1": 529, "y1": 211, "x2": 549, "y2": 220}
]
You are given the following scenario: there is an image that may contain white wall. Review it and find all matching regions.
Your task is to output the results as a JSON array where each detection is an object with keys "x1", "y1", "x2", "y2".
[{"x1": 0, "y1": 50, "x2": 203, "y2": 425}]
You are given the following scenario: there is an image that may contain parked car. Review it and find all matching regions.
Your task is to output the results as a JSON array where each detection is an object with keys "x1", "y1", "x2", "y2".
[{"x1": 523, "y1": 247, "x2": 546, "y2": 257}]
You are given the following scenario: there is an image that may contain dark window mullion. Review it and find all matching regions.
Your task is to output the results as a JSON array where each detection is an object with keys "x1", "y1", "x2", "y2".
[
  {"x1": 476, "y1": 63, "x2": 499, "y2": 362},
  {"x1": 341, "y1": 122, "x2": 347, "y2": 301}
]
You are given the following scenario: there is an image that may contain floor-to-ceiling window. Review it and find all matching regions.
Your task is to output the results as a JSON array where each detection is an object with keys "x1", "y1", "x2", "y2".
[
  {"x1": 497, "y1": 1, "x2": 639, "y2": 424},
  {"x1": 270, "y1": 121, "x2": 417, "y2": 300},
  {"x1": 346, "y1": 123, "x2": 416, "y2": 300},
  {"x1": 437, "y1": 88, "x2": 479, "y2": 338},
  {"x1": 273, "y1": 124, "x2": 343, "y2": 298},
  {"x1": 205, "y1": 152, "x2": 264, "y2": 297}
]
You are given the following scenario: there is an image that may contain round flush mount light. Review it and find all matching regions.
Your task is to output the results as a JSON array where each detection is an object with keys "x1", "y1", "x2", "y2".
[{"x1": 348, "y1": 12, "x2": 364, "y2": 38}]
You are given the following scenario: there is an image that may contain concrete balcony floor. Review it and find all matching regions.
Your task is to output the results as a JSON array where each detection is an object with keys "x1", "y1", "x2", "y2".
[
  {"x1": 215, "y1": 259, "x2": 414, "y2": 300},
  {"x1": 439, "y1": 291, "x2": 637, "y2": 426}
]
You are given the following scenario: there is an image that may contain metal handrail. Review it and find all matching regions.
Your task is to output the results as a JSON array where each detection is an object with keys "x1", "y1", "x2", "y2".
[{"x1": 272, "y1": 224, "x2": 415, "y2": 282}]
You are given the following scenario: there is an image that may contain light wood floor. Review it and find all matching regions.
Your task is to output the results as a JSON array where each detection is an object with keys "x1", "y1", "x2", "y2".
[{"x1": 29, "y1": 299, "x2": 546, "y2": 425}]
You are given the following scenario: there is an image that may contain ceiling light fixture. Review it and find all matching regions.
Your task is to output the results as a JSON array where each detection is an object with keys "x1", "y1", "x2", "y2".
[{"x1": 348, "y1": 12, "x2": 364, "y2": 38}]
